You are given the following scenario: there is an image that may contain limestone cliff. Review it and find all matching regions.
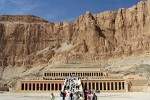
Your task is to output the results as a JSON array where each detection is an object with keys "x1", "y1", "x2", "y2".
[{"x1": 0, "y1": 1, "x2": 150, "y2": 79}]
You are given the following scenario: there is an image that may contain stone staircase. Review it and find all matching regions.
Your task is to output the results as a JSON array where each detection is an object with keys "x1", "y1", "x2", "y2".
[
  {"x1": 62, "y1": 77, "x2": 83, "y2": 92},
  {"x1": 62, "y1": 77, "x2": 84, "y2": 99}
]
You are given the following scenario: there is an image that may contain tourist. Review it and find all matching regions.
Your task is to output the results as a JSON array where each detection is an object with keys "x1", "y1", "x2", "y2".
[
  {"x1": 76, "y1": 83, "x2": 79, "y2": 90},
  {"x1": 65, "y1": 91, "x2": 70, "y2": 100},
  {"x1": 92, "y1": 93, "x2": 97, "y2": 100},
  {"x1": 90, "y1": 92, "x2": 94, "y2": 100},
  {"x1": 79, "y1": 93, "x2": 84, "y2": 100},
  {"x1": 50, "y1": 93, "x2": 55, "y2": 100},
  {"x1": 60, "y1": 91, "x2": 65, "y2": 100},
  {"x1": 84, "y1": 89, "x2": 88, "y2": 100},
  {"x1": 64, "y1": 85, "x2": 67, "y2": 90},
  {"x1": 70, "y1": 92, "x2": 73, "y2": 100},
  {"x1": 73, "y1": 92, "x2": 79, "y2": 100},
  {"x1": 67, "y1": 85, "x2": 69, "y2": 90}
]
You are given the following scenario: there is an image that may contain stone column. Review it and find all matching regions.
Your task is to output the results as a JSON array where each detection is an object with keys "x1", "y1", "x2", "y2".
[
  {"x1": 62, "y1": 83, "x2": 63, "y2": 91},
  {"x1": 91, "y1": 82, "x2": 93, "y2": 90},
  {"x1": 52, "y1": 83, "x2": 54, "y2": 91},
  {"x1": 90, "y1": 82, "x2": 92, "y2": 90},
  {"x1": 21, "y1": 83, "x2": 23, "y2": 91},
  {"x1": 117, "y1": 82, "x2": 119, "y2": 90},
  {"x1": 38, "y1": 83, "x2": 40, "y2": 91},
  {"x1": 35, "y1": 83, "x2": 37, "y2": 91},
  {"x1": 31, "y1": 83, "x2": 33, "y2": 91},
  {"x1": 50, "y1": 83, "x2": 52, "y2": 91},
  {"x1": 120, "y1": 82, "x2": 122, "y2": 90},
  {"x1": 91, "y1": 82, "x2": 95, "y2": 90},
  {"x1": 110, "y1": 82, "x2": 111, "y2": 91},
  {"x1": 39, "y1": 83, "x2": 41, "y2": 91},
  {"x1": 42, "y1": 83, "x2": 44, "y2": 91},
  {"x1": 47, "y1": 83, "x2": 50, "y2": 91},
  {"x1": 113, "y1": 82, "x2": 115, "y2": 90},
  {"x1": 27, "y1": 83, "x2": 29, "y2": 91},
  {"x1": 95, "y1": 82, "x2": 96, "y2": 91},
  {"x1": 98, "y1": 82, "x2": 100, "y2": 90},
  {"x1": 55, "y1": 83, "x2": 56, "y2": 91},
  {"x1": 24, "y1": 83, "x2": 26, "y2": 91},
  {"x1": 102, "y1": 82, "x2": 104, "y2": 90},
  {"x1": 106, "y1": 82, "x2": 108, "y2": 91},
  {"x1": 56, "y1": 83, "x2": 58, "y2": 91},
  {"x1": 87, "y1": 82, "x2": 89, "y2": 89},
  {"x1": 46, "y1": 83, "x2": 47, "y2": 91}
]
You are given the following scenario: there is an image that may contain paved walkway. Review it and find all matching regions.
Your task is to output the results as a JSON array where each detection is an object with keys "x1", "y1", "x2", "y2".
[{"x1": 1, "y1": 92, "x2": 150, "y2": 100}]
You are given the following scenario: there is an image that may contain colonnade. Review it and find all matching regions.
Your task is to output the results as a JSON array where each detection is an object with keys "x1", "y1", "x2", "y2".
[
  {"x1": 21, "y1": 82, "x2": 63, "y2": 91},
  {"x1": 82, "y1": 81, "x2": 125, "y2": 91},
  {"x1": 20, "y1": 81, "x2": 125, "y2": 92},
  {"x1": 44, "y1": 72, "x2": 105, "y2": 77},
  {"x1": 18, "y1": 70, "x2": 127, "y2": 92}
]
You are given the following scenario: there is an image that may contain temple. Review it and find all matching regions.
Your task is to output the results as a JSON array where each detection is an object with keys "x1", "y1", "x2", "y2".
[{"x1": 15, "y1": 67, "x2": 150, "y2": 93}]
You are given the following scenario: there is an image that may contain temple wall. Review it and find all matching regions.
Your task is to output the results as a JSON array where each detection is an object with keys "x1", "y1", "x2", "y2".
[
  {"x1": 15, "y1": 68, "x2": 149, "y2": 93},
  {"x1": 143, "y1": 85, "x2": 150, "y2": 92},
  {"x1": 129, "y1": 86, "x2": 144, "y2": 92}
]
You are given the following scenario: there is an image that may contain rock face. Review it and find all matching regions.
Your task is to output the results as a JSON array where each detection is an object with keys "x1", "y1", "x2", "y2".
[
  {"x1": 72, "y1": 1, "x2": 150, "y2": 56},
  {"x1": 0, "y1": 17, "x2": 73, "y2": 68},
  {"x1": 0, "y1": 1, "x2": 150, "y2": 78},
  {"x1": 0, "y1": 15, "x2": 49, "y2": 23}
]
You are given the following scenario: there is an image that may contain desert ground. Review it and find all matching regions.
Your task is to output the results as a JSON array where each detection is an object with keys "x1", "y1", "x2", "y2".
[{"x1": 0, "y1": 92, "x2": 150, "y2": 100}]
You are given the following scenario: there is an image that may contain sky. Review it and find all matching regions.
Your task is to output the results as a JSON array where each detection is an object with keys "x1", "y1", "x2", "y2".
[{"x1": 0, "y1": 0, "x2": 141, "y2": 22}]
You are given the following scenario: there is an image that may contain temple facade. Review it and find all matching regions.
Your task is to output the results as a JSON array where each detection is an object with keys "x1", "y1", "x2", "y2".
[{"x1": 15, "y1": 67, "x2": 150, "y2": 93}]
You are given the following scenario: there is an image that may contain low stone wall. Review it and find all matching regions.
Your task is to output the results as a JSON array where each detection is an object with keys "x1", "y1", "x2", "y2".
[{"x1": 129, "y1": 86, "x2": 144, "y2": 92}]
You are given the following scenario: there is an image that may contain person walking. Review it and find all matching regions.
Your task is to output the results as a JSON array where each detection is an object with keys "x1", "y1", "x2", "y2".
[
  {"x1": 70, "y1": 92, "x2": 73, "y2": 100},
  {"x1": 50, "y1": 93, "x2": 55, "y2": 100},
  {"x1": 60, "y1": 91, "x2": 65, "y2": 100},
  {"x1": 90, "y1": 92, "x2": 94, "y2": 100},
  {"x1": 92, "y1": 93, "x2": 97, "y2": 100}
]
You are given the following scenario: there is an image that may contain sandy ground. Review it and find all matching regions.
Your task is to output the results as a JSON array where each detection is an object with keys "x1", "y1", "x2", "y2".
[{"x1": 0, "y1": 92, "x2": 150, "y2": 100}]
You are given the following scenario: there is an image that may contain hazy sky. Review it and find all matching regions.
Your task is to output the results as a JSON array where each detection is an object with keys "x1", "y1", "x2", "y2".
[{"x1": 0, "y1": 0, "x2": 141, "y2": 22}]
